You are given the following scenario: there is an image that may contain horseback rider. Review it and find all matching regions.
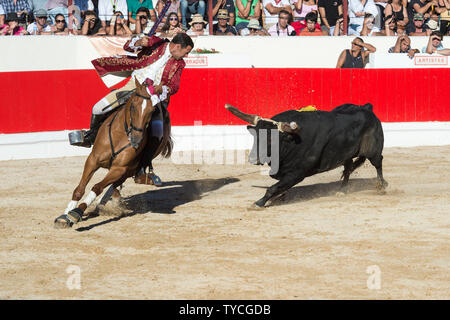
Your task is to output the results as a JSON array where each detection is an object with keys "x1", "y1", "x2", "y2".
[{"x1": 70, "y1": 32, "x2": 193, "y2": 185}]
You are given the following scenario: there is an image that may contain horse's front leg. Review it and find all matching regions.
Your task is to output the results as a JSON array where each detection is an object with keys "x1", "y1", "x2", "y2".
[{"x1": 54, "y1": 154, "x2": 99, "y2": 229}]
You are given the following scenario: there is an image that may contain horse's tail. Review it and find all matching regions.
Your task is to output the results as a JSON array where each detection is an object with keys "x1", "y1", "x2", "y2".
[{"x1": 160, "y1": 113, "x2": 173, "y2": 158}]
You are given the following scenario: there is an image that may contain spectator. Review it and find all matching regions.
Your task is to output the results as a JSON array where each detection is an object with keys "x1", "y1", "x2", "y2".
[
  {"x1": 44, "y1": 0, "x2": 69, "y2": 24},
  {"x1": 268, "y1": 9, "x2": 296, "y2": 35},
  {"x1": 406, "y1": 12, "x2": 430, "y2": 35},
  {"x1": 212, "y1": 0, "x2": 235, "y2": 25},
  {"x1": 213, "y1": 8, "x2": 237, "y2": 35},
  {"x1": 336, "y1": 37, "x2": 376, "y2": 68},
  {"x1": 0, "y1": 12, "x2": 26, "y2": 34},
  {"x1": 317, "y1": 0, "x2": 342, "y2": 35},
  {"x1": 384, "y1": 0, "x2": 408, "y2": 30},
  {"x1": 81, "y1": 9, "x2": 106, "y2": 34},
  {"x1": 297, "y1": 11, "x2": 326, "y2": 35},
  {"x1": 186, "y1": 13, "x2": 208, "y2": 35},
  {"x1": 159, "y1": 11, "x2": 184, "y2": 37},
  {"x1": 423, "y1": 30, "x2": 444, "y2": 52},
  {"x1": 360, "y1": 13, "x2": 382, "y2": 35},
  {"x1": 374, "y1": 0, "x2": 390, "y2": 29},
  {"x1": 155, "y1": 0, "x2": 181, "y2": 31},
  {"x1": 292, "y1": 0, "x2": 318, "y2": 22},
  {"x1": 180, "y1": 0, "x2": 205, "y2": 29},
  {"x1": 332, "y1": 14, "x2": 344, "y2": 35},
  {"x1": 26, "y1": 8, "x2": 52, "y2": 34},
  {"x1": 0, "y1": 0, "x2": 30, "y2": 23},
  {"x1": 382, "y1": 10, "x2": 407, "y2": 35},
  {"x1": 407, "y1": 0, "x2": 438, "y2": 24},
  {"x1": 388, "y1": 35, "x2": 419, "y2": 58},
  {"x1": 107, "y1": 10, "x2": 132, "y2": 34},
  {"x1": 52, "y1": 12, "x2": 69, "y2": 34},
  {"x1": 235, "y1": 0, "x2": 261, "y2": 32},
  {"x1": 98, "y1": 0, "x2": 127, "y2": 28},
  {"x1": 0, "y1": 4, "x2": 5, "y2": 25},
  {"x1": 437, "y1": 0, "x2": 450, "y2": 35},
  {"x1": 28, "y1": 0, "x2": 49, "y2": 17},
  {"x1": 348, "y1": 0, "x2": 379, "y2": 35},
  {"x1": 263, "y1": 0, "x2": 292, "y2": 28},
  {"x1": 74, "y1": 0, "x2": 95, "y2": 16},
  {"x1": 239, "y1": 17, "x2": 269, "y2": 34},
  {"x1": 134, "y1": 6, "x2": 153, "y2": 34},
  {"x1": 128, "y1": 0, "x2": 156, "y2": 32}
]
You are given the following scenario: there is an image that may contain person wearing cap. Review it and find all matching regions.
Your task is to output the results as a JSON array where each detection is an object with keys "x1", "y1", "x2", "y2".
[
  {"x1": 26, "y1": 8, "x2": 52, "y2": 34},
  {"x1": 406, "y1": 12, "x2": 431, "y2": 36},
  {"x1": 186, "y1": 13, "x2": 208, "y2": 35},
  {"x1": 241, "y1": 17, "x2": 269, "y2": 35},
  {"x1": 213, "y1": 9, "x2": 237, "y2": 35},
  {"x1": 212, "y1": 0, "x2": 235, "y2": 25},
  {"x1": 408, "y1": 0, "x2": 438, "y2": 23},
  {"x1": 0, "y1": 12, "x2": 26, "y2": 35}
]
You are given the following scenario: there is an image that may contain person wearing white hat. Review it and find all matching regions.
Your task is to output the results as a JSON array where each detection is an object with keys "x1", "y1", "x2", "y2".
[
  {"x1": 186, "y1": 13, "x2": 209, "y2": 35},
  {"x1": 240, "y1": 18, "x2": 269, "y2": 35}
]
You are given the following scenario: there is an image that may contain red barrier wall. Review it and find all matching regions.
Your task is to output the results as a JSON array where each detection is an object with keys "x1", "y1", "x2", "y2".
[{"x1": 0, "y1": 68, "x2": 449, "y2": 134}]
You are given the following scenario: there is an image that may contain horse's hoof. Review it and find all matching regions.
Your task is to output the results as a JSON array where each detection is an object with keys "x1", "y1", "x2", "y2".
[
  {"x1": 247, "y1": 203, "x2": 264, "y2": 211},
  {"x1": 54, "y1": 215, "x2": 73, "y2": 229}
]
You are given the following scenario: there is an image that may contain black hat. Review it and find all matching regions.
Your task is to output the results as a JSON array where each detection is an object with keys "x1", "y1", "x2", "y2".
[{"x1": 6, "y1": 12, "x2": 19, "y2": 22}]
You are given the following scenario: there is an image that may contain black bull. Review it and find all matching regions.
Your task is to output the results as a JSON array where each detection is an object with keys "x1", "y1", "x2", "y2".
[{"x1": 225, "y1": 103, "x2": 388, "y2": 208}]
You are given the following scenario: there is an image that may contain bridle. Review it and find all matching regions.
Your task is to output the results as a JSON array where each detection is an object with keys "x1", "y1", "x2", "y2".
[
  {"x1": 107, "y1": 91, "x2": 152, "y2": 167},
  {"x1": 124, "y1": 92, "x2": 151, "y2": 136}
]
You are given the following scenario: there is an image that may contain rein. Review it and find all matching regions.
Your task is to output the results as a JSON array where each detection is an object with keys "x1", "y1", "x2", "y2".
[{"x1": 108, "y1": 92, "x2": 152, "y2": 167}]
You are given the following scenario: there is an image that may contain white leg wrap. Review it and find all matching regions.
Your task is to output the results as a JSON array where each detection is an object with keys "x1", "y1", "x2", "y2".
[
  {"x1": 64, "y1": 200, "x2": 78, "y2": 215},
  {"x1": 83, "y1": 191, "x2": 97, "y2": 207}
]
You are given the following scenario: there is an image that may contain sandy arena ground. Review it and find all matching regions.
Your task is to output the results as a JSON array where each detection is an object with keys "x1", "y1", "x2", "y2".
[{"x1": 0, "y1": 146, "x2": 449, "y2": 299}]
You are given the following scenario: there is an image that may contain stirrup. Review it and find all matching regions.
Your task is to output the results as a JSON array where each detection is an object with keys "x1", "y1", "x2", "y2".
[{"x1": 69, "y1": 130, "x2": 92, "y2": 147}]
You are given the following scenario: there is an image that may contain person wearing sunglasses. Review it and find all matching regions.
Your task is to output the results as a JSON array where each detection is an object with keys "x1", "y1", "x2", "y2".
[
  {"x1": 26, "y1": 8, "x2": 52, "y2": 35},
  {"x1": 134, "y1": 6, "x2": 153, "y2": 34},
  {"x1": 160, "y1": 11, "x2": 184, "y2": 37},
  {"x1": 127, "y1": 0, "x2": 156, "y2": 32},
  {"x1": 52, "y1": 13, "x2": 69, "y2": 34},
  {"x1": 156, "y1": 0, "x2": 182, "y2": 28},
  {"x1": 108, "y1": 10, "x2": 132, "y2": 35}
]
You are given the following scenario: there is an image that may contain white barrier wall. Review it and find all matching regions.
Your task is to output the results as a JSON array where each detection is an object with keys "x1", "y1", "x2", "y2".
[{"x1": 1, "y1": 35, "x2": 444, "y2": 71}]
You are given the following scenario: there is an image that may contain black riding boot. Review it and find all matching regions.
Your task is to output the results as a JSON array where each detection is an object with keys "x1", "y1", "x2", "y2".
[{"x1": 69, "y1": 114, "x2": 107, "y2": 148}]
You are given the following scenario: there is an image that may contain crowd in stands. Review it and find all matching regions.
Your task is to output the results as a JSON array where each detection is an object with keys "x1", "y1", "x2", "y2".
[
  {"x1": 1, "y1": 0, "x2": 449, "y2": 37},
  {"x1": 0, "y1": 0, "x2": 449, "y2": 57}
]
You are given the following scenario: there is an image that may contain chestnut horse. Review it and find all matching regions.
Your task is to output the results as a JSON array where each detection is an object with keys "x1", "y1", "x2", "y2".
[{"x1": 54, "y1": 78, "x2": 172, "y2": 229}]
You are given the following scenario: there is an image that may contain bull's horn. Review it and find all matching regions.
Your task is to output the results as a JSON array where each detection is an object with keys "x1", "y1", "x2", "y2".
[
  {"x1": 279, "y1": 121, "x2": 300, "y2": 134},
  {"x1": 225, "y1": 104, "x2": 260, "y2": 125}
]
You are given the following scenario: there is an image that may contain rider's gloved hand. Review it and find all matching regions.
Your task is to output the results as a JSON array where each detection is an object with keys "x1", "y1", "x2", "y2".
[{"x1": 144, "y1": 78, "x2": 155, "y2": 95}]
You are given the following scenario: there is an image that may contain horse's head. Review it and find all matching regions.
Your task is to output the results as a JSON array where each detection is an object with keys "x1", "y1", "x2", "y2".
[{"x1": 127, "y1": 77, "x2": 155, "y2": 149}]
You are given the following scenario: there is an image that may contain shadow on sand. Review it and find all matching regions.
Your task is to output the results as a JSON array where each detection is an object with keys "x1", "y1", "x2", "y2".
[
  {"x1": 75, "y1": 177, "x2": 239, "y2": 232},
  {"x1": 259, "y1": 177, "x2": 382, "y2": 207}
]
